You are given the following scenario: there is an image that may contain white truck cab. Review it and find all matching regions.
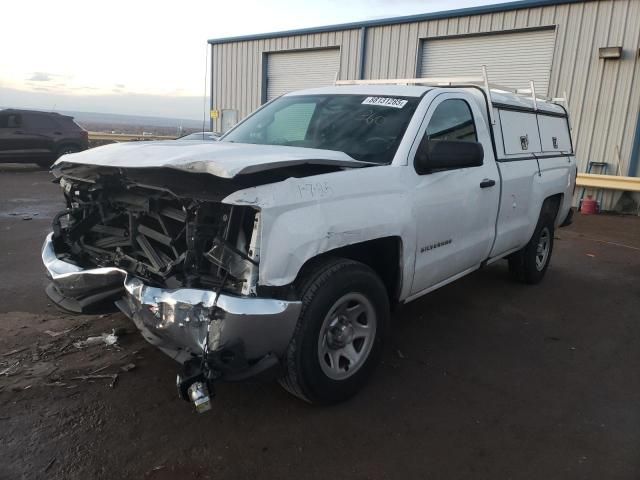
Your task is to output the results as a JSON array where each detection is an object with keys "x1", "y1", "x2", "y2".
[{"x1": 43, "y1": 76, "x2": 576, "y2": 409}]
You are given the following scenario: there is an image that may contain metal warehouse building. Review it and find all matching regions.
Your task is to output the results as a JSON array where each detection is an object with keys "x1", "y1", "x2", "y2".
[{"x1": 209, "y1": 0, "x2": 640, "y2": 209}]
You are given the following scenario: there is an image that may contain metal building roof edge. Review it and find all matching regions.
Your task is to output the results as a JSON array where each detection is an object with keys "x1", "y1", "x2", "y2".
[{"x1": 208, "y1": 0, "x2": 584, "y2": 45}]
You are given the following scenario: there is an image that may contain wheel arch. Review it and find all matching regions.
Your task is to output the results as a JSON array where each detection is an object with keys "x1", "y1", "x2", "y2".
[
  {"x1": 521, "y1": 192, "x2": 563, "y2": 245},
  {"x1": 291, "y1": 236, "x2": 404, "y2": 305},
  {"x1": 542, "y1": 193, "x2": 563, "y2": 222}
]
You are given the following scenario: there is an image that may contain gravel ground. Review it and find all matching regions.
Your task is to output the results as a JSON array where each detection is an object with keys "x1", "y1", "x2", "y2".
[{"x1": 0, "y1": 163, "x2": 639, "y2": 480}]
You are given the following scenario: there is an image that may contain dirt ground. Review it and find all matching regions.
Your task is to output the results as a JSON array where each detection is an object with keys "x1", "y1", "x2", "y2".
[{"x1": 1, "y1": 163, "x2": 639, "y2": 480}]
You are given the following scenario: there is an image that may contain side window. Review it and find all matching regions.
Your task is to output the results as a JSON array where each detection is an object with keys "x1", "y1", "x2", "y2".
[
  {"x1": 425, "y1": 99, "x2": 477, "y2": 142},
  {"x1": 27, "y1": 114, "x2": 57, "y2": 130},
  {"x1": 265, "y1": 103, "x2": 316, "y2": 144},
  {"x1": 9, "y1": 114, "x2": 22, "y2": 128},
  {"x1": 0, "y1": 114, "x2": 22, "y2": 129}
]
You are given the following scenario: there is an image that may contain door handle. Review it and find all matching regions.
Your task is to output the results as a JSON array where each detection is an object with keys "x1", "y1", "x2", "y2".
[{"x1": 480, "y1": 179, "x2": 496, "y2": 188}]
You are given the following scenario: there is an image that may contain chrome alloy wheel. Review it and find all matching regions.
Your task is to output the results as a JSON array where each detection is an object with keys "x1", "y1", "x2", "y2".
[
  {"x1": 535, "y1": 226, "x2": 551, "y2": 271},
  {"x1": 317, "y1": 292, "x2": 377, "y2": 380}
]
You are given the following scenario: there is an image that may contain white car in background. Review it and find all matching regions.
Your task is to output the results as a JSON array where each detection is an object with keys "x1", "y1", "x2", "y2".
[{"x1": 176, "y1": 131, "x2": 219, "y2": 141}]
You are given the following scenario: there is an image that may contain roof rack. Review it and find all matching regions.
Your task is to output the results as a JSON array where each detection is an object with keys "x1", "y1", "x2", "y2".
[{"x1": 335, "y1": 66, "x2": 568, "y2": 126}]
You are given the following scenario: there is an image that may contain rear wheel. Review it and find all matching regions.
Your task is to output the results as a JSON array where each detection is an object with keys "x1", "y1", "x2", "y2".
[
  {"x1": 508, "y1": 213, "x2": 555, "y2": 284},
  {"x1": 279, "y1": 258, "x2": 389, "y2": 404}
]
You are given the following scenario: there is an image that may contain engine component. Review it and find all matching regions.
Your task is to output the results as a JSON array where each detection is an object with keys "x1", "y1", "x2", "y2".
[{"x1": 51, "y1": 171, "x2": 259, "y2": 295}]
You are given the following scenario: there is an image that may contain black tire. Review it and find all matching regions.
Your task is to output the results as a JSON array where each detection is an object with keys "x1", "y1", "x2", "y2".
[
  {"x1": 508, "y1": 211, "x2": 555, "y2": 284},
  {"x1": 36, "y1": 158, "x2": 55, "y2": 169},
  {"x1": 279, "y1": 258, "x2": 389, "y2": 404}
]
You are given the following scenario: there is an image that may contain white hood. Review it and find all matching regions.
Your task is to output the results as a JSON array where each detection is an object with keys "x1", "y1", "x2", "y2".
[{"x1": 54, "y1": 140, "x2": 371, "y2": 178}]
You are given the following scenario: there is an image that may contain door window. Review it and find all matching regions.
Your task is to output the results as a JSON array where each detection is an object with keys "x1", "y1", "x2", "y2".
[
  {"x1": 425, "y1": 99, "x2": 477, "y2": 143},
  {"x1": 0, "y1": 114, "x2": 22, "y2": 128},
  {"x1": 27, "y1": 114, "x2": 57, "y2": 130}
]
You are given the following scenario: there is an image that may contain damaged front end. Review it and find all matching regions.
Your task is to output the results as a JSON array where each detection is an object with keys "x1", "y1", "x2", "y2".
[
  {"x1": 50, "y1": 167, "x2": 261, "y2": 301},
  {"x1": 43, "y1": 165, "x2": 301, "y2": 405}
]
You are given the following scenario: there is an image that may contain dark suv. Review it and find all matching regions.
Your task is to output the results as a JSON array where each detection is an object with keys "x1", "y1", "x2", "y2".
[{"x1": 0, "y1": 109, "x2": 89, "y2": 167}]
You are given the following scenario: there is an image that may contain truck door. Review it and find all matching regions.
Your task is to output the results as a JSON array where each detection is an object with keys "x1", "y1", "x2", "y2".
[{"x1": 409, "y1": 93, "x2": 500, "y2": 296}]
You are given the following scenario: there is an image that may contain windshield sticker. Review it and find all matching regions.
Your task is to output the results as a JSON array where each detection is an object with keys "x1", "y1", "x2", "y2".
[{"x1": 362, "y1": 97, "x2": 408, "y2": 109}]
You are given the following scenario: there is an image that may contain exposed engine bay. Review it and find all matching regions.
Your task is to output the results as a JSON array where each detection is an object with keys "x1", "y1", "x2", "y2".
[
  {"x1": 50, "y1": 165, "x2": 263, "y2": 296},
  {"x1": 43, "y1": 148, "x2": 372, "y2": 412}
]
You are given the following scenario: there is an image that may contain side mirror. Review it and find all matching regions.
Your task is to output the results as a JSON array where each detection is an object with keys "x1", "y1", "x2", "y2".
[{"x1": 414, "y1": 139, "x2": 484, "y2": 174}]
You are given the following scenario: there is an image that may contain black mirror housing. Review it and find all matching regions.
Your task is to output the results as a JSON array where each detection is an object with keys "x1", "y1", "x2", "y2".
[{"x1": 414, "y1": 139, "x2": 484, "y2": 174}]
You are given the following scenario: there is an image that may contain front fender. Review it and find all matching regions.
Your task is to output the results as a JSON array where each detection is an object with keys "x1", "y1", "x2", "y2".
[{"x1": 223, "y1": 166, "x2": 416, "y2": 292}]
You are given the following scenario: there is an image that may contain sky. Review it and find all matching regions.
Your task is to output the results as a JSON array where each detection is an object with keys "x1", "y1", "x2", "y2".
[{"x1": 1, "y1": 0, "x2": 507, "y2": 120}]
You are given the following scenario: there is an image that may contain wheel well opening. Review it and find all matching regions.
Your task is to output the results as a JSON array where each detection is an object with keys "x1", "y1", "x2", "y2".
[
  {"x1": 543, "y1": 193, "x2": 563, "y2": 222},
  {"x1": 303, "y1": 237, "x2": 403, "y2": 303}
]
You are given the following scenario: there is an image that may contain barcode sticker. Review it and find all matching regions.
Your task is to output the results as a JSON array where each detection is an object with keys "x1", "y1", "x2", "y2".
[{"x1": 361, "y1": 97, "x2": 408, "y2": 109}]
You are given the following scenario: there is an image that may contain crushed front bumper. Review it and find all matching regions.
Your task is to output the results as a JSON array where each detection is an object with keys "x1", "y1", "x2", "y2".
[{"x1": 42, "y1": 233, "x2": 301, "y2": 366}]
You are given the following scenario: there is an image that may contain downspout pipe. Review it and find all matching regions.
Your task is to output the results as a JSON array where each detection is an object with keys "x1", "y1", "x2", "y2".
[
  {"x1": 210, "y1": 44, "x2": 215, "y2": 133},
  {"x1": 629, "y1": 108, "x2": 640, "y2": 177},
  {"x1": 357, "y1": 26, "x2": 367, "y2": 80}
]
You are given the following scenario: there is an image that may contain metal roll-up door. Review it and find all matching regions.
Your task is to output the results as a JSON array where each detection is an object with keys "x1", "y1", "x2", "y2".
[
  {"x1": 420, "y1": 29, "x2": 556, "y2": 96},
  {"x1": 266, "y1": 48, "x2": 340, "y2": 101}
]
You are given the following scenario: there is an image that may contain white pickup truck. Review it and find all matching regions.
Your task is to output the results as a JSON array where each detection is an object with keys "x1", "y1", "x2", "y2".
[{"x1": 42, "y1": 81, "x2": 576, "y2": 410}]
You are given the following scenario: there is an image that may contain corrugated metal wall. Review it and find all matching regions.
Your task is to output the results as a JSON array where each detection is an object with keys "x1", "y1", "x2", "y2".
[
  {"x1": 211, "y1": 0, "x2": 640, "y2": 207},
  {"x1": 211, "y1": 29, "x2": 361, "y2": 127}
]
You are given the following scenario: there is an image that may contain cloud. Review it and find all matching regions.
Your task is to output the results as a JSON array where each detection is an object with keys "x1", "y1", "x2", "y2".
[
  {"x1": 28, "y1": 72, "x2": 53, "y2": 82},
  {"x1": 115, "y1": 84, "x2": 125, "y2": 89}
]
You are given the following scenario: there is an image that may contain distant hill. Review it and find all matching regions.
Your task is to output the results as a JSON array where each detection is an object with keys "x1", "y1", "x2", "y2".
[
  {"x1": 59, "y1": 110, "x2": 204, "y2": 129},
  {"x1": 0, "y1": 106, "x2": 204, "y2": 129},
  {"x1": 0, "y1": 106, "x2": 207, "y2": 136}
]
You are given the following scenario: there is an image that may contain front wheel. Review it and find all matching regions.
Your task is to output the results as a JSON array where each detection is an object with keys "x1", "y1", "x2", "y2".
[
  {"x1": 279, "y1": 258, "x2": 389, "y2": 404},
  {"x1": 508, "y1": 213, "x2": 555, "y2": 284}
]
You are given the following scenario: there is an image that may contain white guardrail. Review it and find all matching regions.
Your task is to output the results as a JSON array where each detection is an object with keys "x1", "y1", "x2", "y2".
[{"x1": 576, "y1": 173, "x2": 640, "y2": 193}]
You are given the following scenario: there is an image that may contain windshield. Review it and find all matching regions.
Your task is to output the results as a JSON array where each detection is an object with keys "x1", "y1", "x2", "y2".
[{"x1": 222, "y1": 94, "x2": 420, "y2": 164}]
